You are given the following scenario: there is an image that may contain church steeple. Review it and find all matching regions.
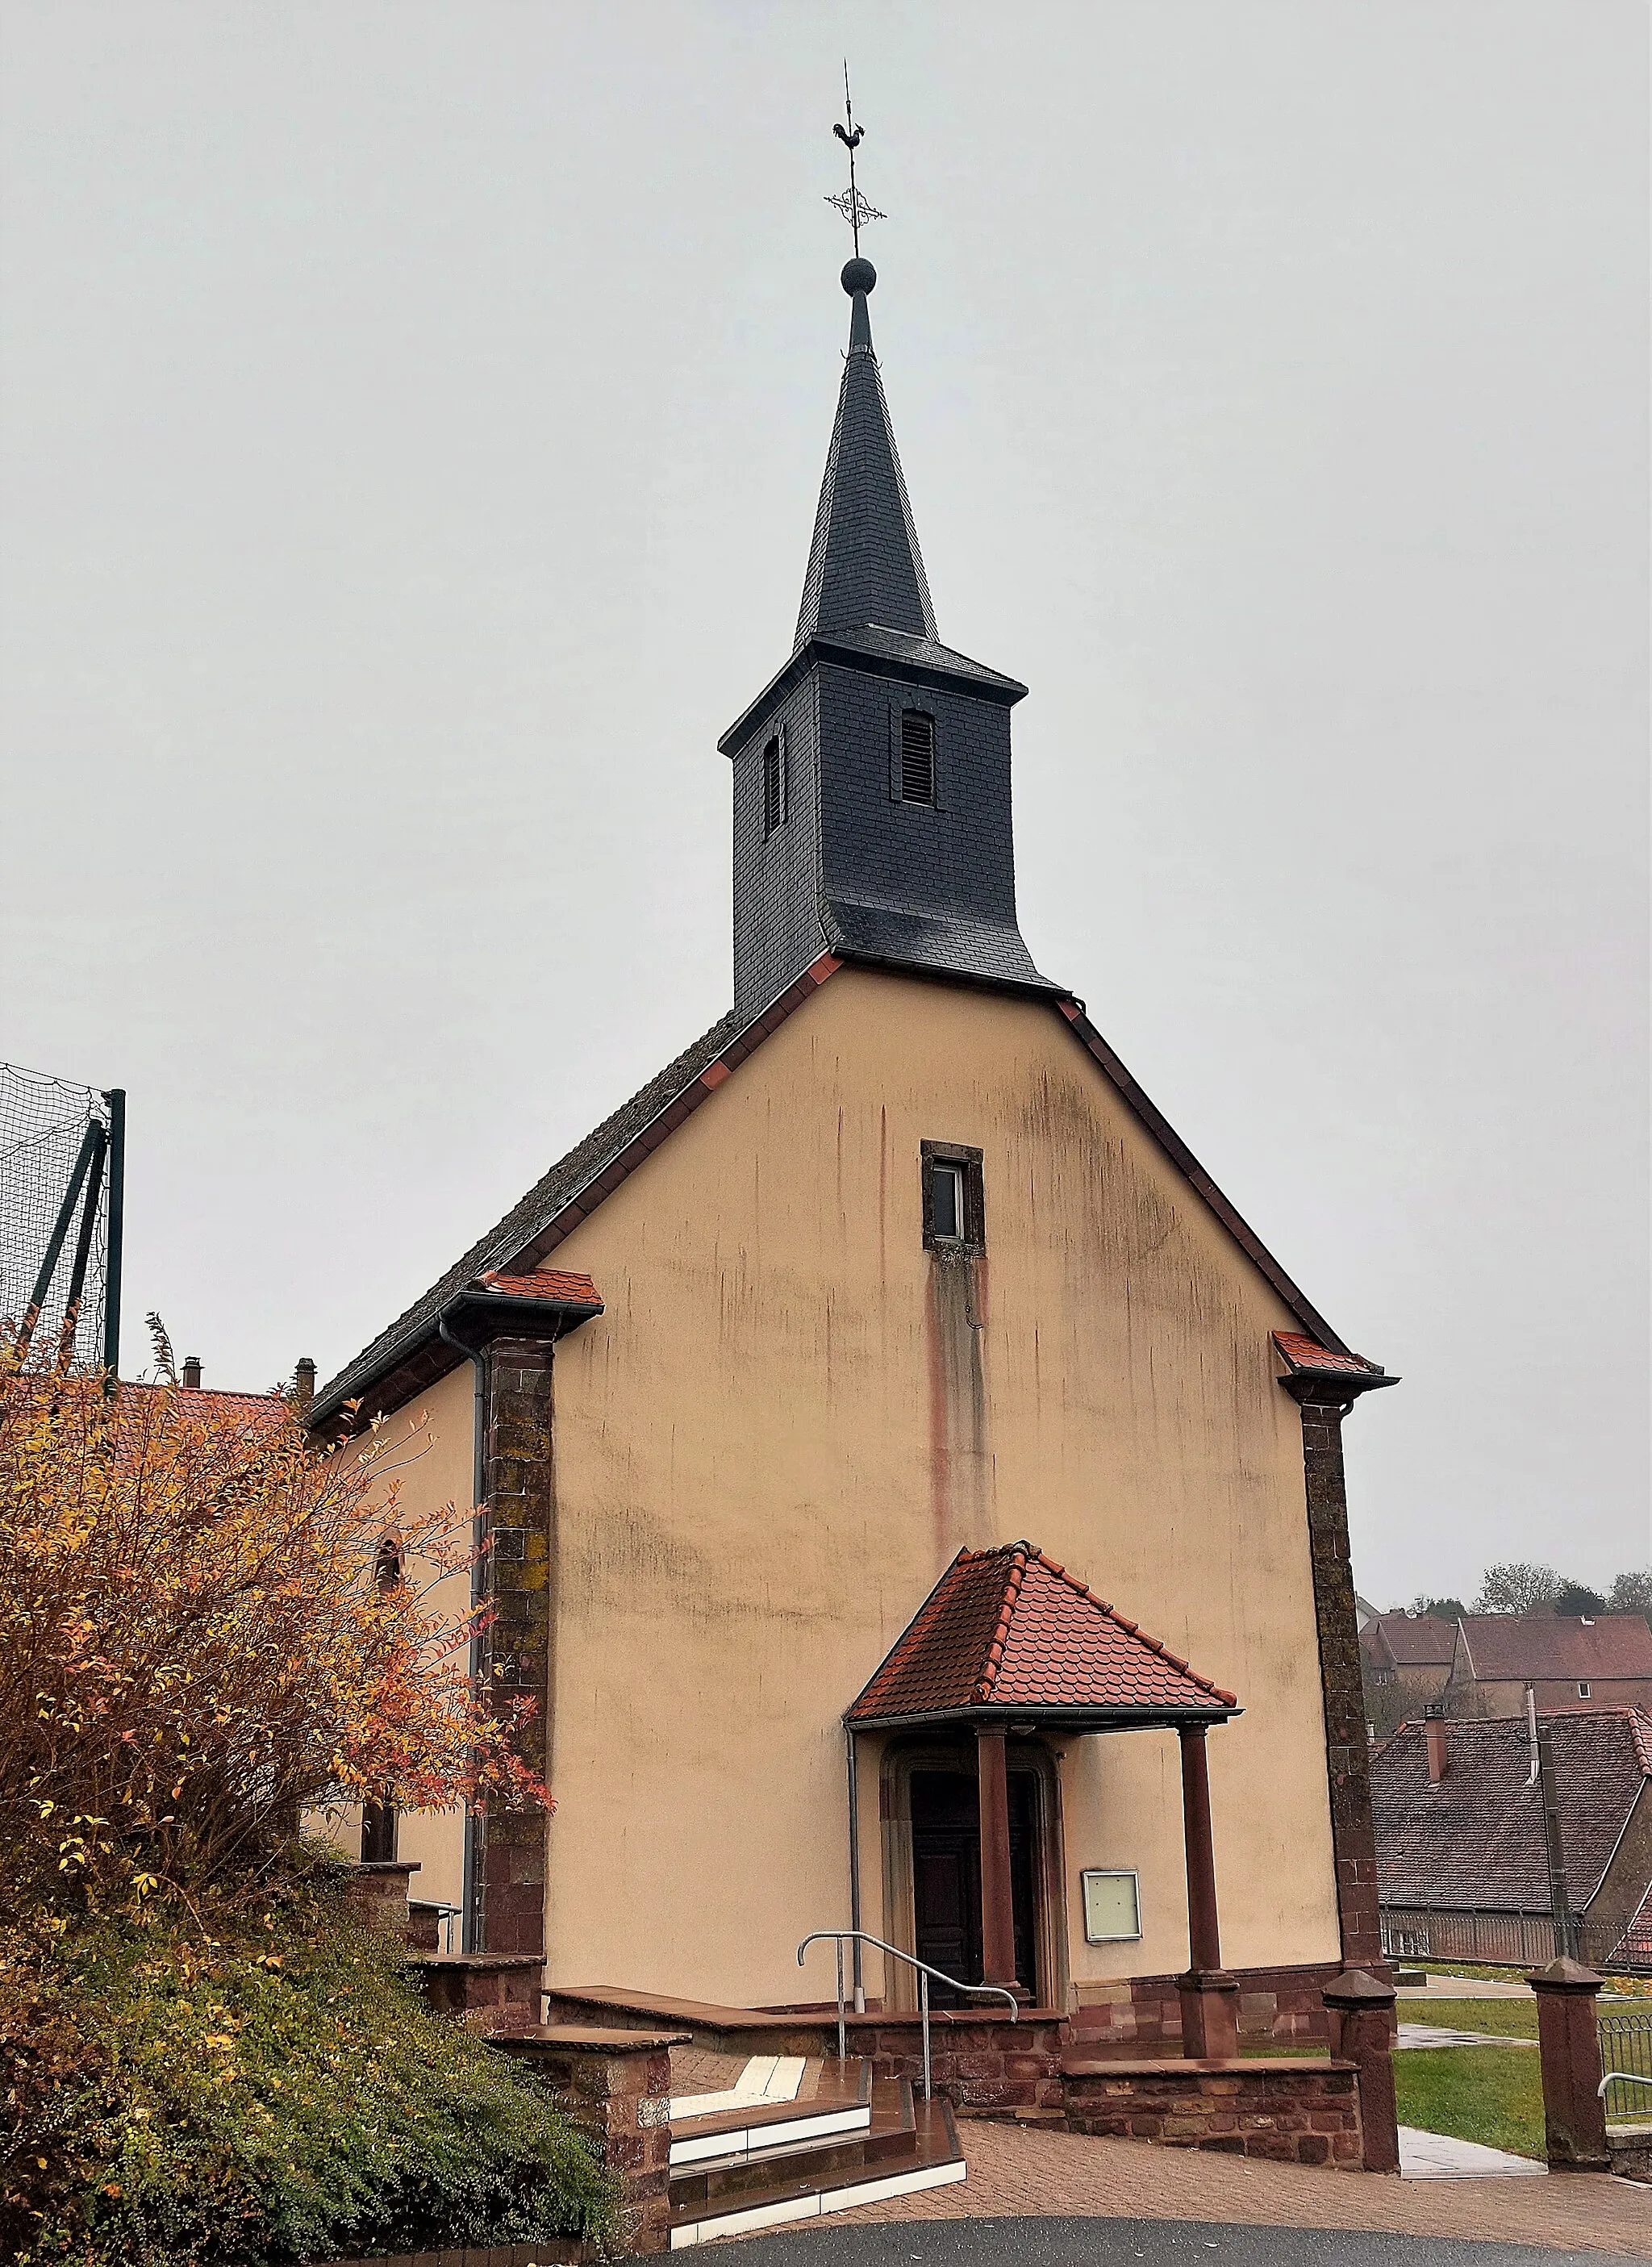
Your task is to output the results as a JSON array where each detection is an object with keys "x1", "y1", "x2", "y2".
[
  {"x1": 795, "y1": 261, "x2": 937, "y2": 648},
  {"x1": 720, "y1": 244, "x2": 1051, "y2": 1019}
]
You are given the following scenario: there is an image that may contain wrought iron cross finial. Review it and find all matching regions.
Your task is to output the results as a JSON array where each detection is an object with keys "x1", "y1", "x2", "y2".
[{"x1": 824, "y1": 61, "x2": 884, "y2": 257}]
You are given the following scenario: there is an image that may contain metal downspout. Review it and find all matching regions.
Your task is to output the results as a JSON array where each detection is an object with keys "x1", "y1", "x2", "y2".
[
  {"x1": 846, "y1": 1729, "x2": 865, "y2": 2012},
  {"x1": 439, "y1": 1315, "x2": 488, "y2": 1952}
]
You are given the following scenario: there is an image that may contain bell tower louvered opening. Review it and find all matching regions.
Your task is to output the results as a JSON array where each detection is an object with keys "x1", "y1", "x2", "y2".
[{"x1": 899, "y1": 710, "x2": 936, "y2": 806}]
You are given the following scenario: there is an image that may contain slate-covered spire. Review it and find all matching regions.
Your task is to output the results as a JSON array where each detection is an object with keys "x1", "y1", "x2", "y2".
[
  {"x1": 795, "y1": 260, "x2": 937, "y2": 649},
  {"x1": 720, "y1": 255, "x2": 1052, "y2": 1017}
]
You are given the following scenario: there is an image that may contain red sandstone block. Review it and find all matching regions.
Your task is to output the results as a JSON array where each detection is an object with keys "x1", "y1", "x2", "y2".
[
  {"x1": 1299, "y1": 2135, "x2": 1331, "y2": 2165},
  {"x1": 1004, "y1": 2055, "x2": 1056, "y2": 2079},
  {"x1": 1247, "y1": 2135, "x2": 1298, "y2": 2162},
  {"x1": 1198, "y1": 2135, "x2": 1246, "y2": 2154}
]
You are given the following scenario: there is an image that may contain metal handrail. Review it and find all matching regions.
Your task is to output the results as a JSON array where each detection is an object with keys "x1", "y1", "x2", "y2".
[
  {"x1": 1600, "y1": 2071, "x2": 1652, "y2": 2098},
  {"x1": 798, "y1": 1928, "x2": 1019, "y2": 2102}
]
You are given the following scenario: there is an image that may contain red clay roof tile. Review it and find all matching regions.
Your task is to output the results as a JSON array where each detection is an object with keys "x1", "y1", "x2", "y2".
[
  {"x1": 476, "y1": 1270, "x2": 602, "y2": 1306},
  {"x1": 847, "y1": 1543, "x2": 1237, "y2": 1724},
  {"x1": 1273, "y1": 1332, "x2": 1383, "y2": 1377}
]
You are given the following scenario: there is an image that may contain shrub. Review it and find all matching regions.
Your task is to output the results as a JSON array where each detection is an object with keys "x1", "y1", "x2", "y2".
[
  {"x1": 0, "y1": 1338, "x2": 545, "y2": 1912},
  {"x1": 6, "y1": 1879, "x2": 616, "y2": 2267}
]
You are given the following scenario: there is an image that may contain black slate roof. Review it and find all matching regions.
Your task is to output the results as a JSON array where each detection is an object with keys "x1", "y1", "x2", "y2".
[
  {"x1": 311, "y1": 1007, "x2": 741, "y2": 1425},
  {"x1": 816, "y1": 623, "x2": 1027, "y2": 697},
  {"x1": 1370, "y1": 1709, "x2": 1652, "y2": 1911},
  {"x1": 795, "y1": 284, "x2": 937, "y2": 649}
]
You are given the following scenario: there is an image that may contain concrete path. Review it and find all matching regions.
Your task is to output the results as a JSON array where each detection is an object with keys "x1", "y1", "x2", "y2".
[
  {"x1": 1395, "y1": 2024, "x2": 1538, "y2": 2050},
  {"x1": 724, "y1": 2215, "x2": 1634, "y2": 2265},
  {"x1": 1398, "y1": 2127, "x2": 1546, "y2": 2179},
  {"x1": 725, "y1": 2118, "x2": 1650, "y2": 2257},
  {"x1": 1395, "y1": 1978, "x2": 1538, "y2": 2002}
]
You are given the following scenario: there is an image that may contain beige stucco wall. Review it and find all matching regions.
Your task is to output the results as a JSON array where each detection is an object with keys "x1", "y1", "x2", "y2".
[
  {"x1": 518, "y1": 965, "x2": 1343, "y2": 2006},
  {"x1": 307, "y1": 1358, "x2": 475, "y2": 1915}
]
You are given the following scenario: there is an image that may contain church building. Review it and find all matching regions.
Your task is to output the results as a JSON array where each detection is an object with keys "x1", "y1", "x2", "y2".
[{"x1": 310, "y1": 250, "x2": 1396, "y2": 2052}]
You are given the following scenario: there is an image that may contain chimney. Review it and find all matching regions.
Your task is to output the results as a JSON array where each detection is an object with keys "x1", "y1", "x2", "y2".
[
  {"x1": 294, "y1": 1356, "x2": 316, "y2": 1417},
  {"x1": 181, "y1": 1356, "x2": 202, "y2": 1391},
  {"x1": 1424, "y1": 1703, "x2": 1448, "y2": 1787}
]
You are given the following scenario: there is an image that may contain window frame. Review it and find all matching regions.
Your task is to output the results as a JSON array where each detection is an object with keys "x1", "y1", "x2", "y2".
[
  {"x1": 921, "y1": 1140, "x2": 985, "y2": 1251},
  {"x1": 1578, "y1": 1681, "x2": 1592, "y2": 1699}
]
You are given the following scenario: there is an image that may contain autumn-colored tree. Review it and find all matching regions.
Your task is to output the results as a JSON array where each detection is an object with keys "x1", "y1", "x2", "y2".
[{"x1": 0, "y1": 1328, "x2": 545, "y2": 1914}]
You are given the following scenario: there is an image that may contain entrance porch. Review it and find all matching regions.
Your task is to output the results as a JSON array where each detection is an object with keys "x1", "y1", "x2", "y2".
[{"x1": 849, "y1": 1543, "x2": 1245, "y2": 2058}]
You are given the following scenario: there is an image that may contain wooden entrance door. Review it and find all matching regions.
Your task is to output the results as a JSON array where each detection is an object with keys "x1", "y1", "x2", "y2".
[{"x1": 910, "y1": 1767, "x2": 1040, "y2": 2000}]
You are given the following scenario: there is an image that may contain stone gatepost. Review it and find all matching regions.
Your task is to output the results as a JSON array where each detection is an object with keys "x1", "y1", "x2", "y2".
[
  {"x1": 345, "y1": 1859, "x2": 420, "y2": 1936},
  {"x1": 491, "y1": 2025, "x2": 690, "y2": 2254},
  {"x1": 1529, "y1": 1956, "x2": 1609, "y2": 2172},
  {"x1": 1322, "y1": 1968, "x2": 1399, "y2": 2172}
]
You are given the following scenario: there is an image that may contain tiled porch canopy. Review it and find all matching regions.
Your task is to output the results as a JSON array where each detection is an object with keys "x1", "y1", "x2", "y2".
[
  {"x1": 845, "y1": 1543, "x2": 1244, "y2": 2052},
  {"x1": 845, "y1": 1543, "x2": 1240, "y2": 1735}
]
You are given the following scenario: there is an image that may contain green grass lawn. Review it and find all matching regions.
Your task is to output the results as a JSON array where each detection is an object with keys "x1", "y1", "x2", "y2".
[
  {"x1": 1392, "y1": 2046, "x2": 1546, "y2": 2161},
  {"x1": 1397, "y1": 1995, "x2": 1538, "y2": 2040}
]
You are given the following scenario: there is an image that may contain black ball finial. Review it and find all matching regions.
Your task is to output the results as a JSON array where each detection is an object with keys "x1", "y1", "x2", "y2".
[{"x1": 841, "y1": 257, "x2": 877, "y2": 297}]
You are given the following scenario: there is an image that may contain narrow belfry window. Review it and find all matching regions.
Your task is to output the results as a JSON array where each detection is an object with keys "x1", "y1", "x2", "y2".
[
  {"x1": 922, "y1": 1142, "x2": 985, "y2": 1250},
  {"x1": 763, "y1": 733, "x2": 786, "y2": 836},
  {"x1": 899, "y1": 711, "x2": 936, "y2": 805}
]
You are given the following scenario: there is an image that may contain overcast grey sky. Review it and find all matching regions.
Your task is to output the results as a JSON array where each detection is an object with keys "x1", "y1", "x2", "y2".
[{"x1": 2, "y1": 2, "x2": 1646, "y2": 1605}]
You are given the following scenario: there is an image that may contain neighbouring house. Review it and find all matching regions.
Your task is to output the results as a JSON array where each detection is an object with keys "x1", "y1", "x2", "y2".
[
  {"x1": 1445, "y1": 1614, "x2": 1652, "y2": 1718},
  {"x1": 1360, "y1": 1613, "x2": 1457, "y2": 1739},
  {"x1": 1370, "y1": 1707, "x2": 1652, "y2": 1972},
  {"x1": 302, "y1": 254, "x2": 1399, "y2": 2056}
]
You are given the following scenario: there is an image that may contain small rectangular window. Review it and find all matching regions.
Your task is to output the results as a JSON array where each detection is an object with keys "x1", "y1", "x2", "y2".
[
  {"x1": 930, "y1": 1162, "x2": 963, "y2": 1240},
  {"x1": 921, "y1": 1142, "x2": 984, "y2": 1250},
  {"x1": 899, "y1": 711, "x2": 936, "y2": 805},
  {"x1": 1578, "y1": 1681, "x2": 1592, "y2": 1698},
  {"x1": 762, "y1": 733, "x2": 786, "y2": 837},
  {"x1": 1082, "y1": 1868, "x2": 1142, "y2": 1943}
]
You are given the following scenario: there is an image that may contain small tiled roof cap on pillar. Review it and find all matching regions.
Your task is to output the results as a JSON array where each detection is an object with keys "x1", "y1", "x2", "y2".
[
  {"x1": 845, "y1": 1543, "x2": 1238, "y2": 1730},
  {"x1": 1272, "y1": 1332, "x2": 1397, "y2": 1398},
  {"x1": 476, "y1": 1269, "x2": 602, "y2": 1309}
]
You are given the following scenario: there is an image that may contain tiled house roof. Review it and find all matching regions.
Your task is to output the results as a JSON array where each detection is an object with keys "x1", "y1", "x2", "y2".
[
  {"x1": 1455, "y1": 1614, "x2": 1652, "y2": 1684},
  {"x1": 846, "y1": 1543, "x2": 1238, "y2": 1727},
  {"x1": 1370, "y1": 1709, "x2": 1652, "y2": 1911},
  {"x1": 1364, "y1": 1614, "x2": 1458, "y2": 1669}
]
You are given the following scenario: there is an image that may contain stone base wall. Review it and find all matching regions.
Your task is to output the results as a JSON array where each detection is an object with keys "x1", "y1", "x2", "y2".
[
  {"x1": 855, "y1": 2016, "x2": 1065, "y2": 2119},
  {"x1": 415, "y1": 1952, "x2": 544, "y2": 2035},
  {"x1": 1608, "y1": 2126, "x2": 1652, "y2": 2184},
  {"x1": 492, "y1": 2031, "x2": 680, "y2": 2253},
  {"x1": 1070, "y1": 1963, "x2": 1346, "y2": 2054},
  {"x1": 1062, "y1": 2058, "x2": 1363, "y2": 2167}
]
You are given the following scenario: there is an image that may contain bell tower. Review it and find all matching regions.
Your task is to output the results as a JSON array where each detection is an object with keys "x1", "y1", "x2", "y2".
[{"x1": 720, "y1": 256, "x2": 1051, "y2": 1017}]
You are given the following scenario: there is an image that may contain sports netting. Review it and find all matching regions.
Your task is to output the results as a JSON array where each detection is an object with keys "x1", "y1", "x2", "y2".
[{"x1": 0, "y1": 1061, "x2": 116, "y2": 1369}]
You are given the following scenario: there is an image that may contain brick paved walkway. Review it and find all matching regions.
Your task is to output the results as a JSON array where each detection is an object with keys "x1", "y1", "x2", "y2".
[{"x1": 762, "y1": 2119, "x2": 1650, "y2": 2256}]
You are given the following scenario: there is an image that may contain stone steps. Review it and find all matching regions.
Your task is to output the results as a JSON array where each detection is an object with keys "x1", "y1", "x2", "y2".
[{"x1": 668, "y1": 2059, "x2": 966, "y2": 2248}]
